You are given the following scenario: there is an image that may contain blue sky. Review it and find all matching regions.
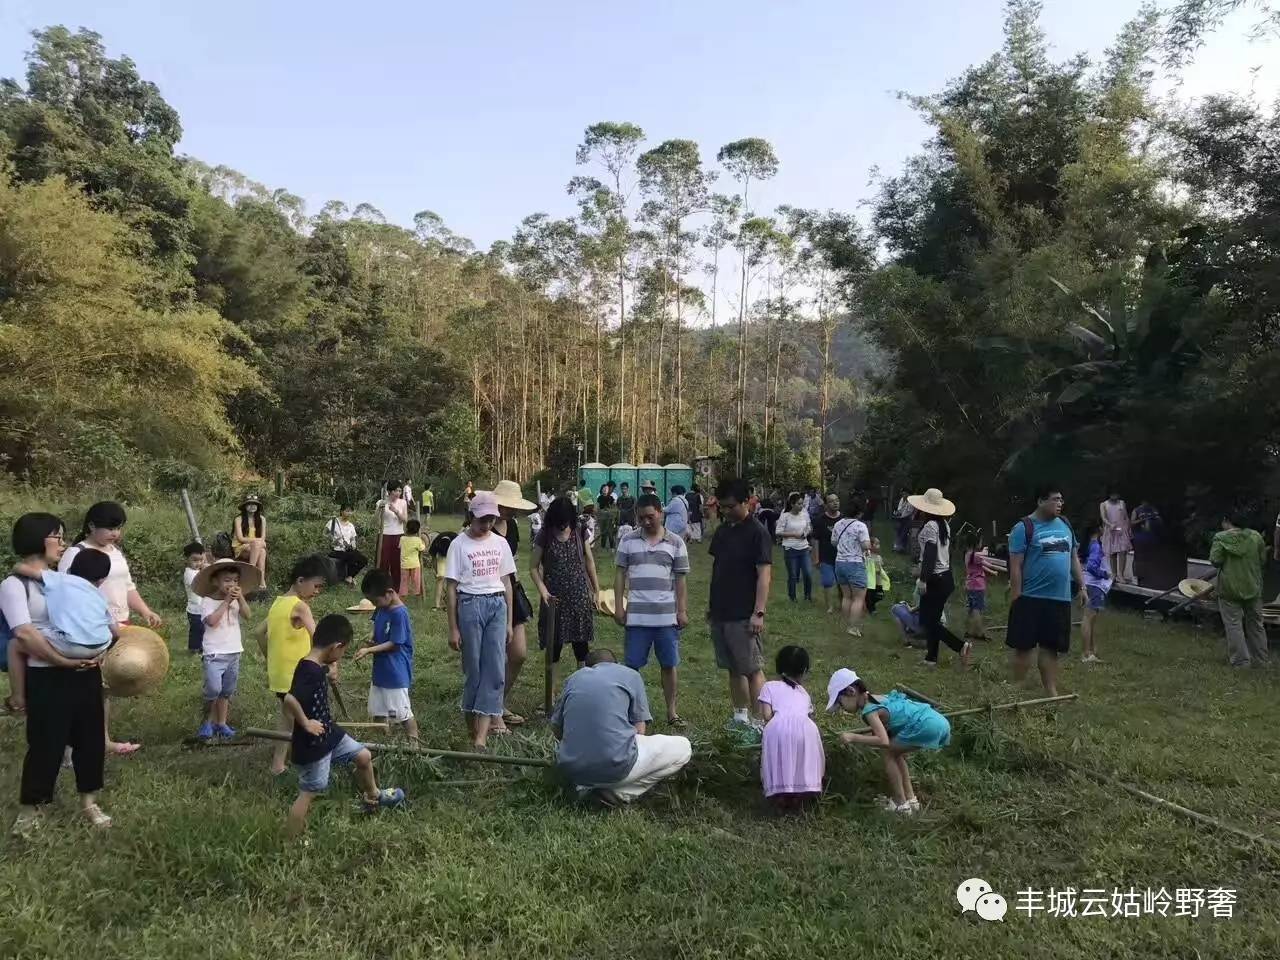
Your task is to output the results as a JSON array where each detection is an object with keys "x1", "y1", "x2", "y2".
[{"x1": 1, "y1": 0, "x2": 1274, "y2": 252}]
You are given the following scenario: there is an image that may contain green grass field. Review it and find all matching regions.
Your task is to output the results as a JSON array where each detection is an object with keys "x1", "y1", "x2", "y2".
[{"x1": 2, "y1": 513, "x2": 1279, "y2": 959}]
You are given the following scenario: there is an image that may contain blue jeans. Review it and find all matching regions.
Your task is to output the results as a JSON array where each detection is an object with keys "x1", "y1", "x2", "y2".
[
  {"x1": 783, "y1": 548, "x2": 812, "y2": 601},
  {"x1": 457, "y1": 593, "x2": 508, "y2": 716},
  {"x1": 297, "y1": 734, "x2": 365, "y2": 793}
]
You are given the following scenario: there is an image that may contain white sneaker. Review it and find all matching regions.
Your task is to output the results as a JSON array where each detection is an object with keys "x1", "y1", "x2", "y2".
[
  {"x1": 894, "y1": 801, "x2": 917, "y2": 816},
  {"x1": 847, "y1": 627, "x2": 862, "y2": 638},
  {"x1": 907, "y1": 798, "x2": 922, "y2": 812},
  {"x1": 876, "y1": 795, "x2": 898, "y2": 811}
]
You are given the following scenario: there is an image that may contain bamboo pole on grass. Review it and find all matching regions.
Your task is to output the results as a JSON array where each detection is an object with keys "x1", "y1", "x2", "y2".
[
  {"x1": 543, "y1": 600, "x2": 558, "y2": 716},
  {"x1": 241, "y1": 728, "x2": 554, "y2": 768}
]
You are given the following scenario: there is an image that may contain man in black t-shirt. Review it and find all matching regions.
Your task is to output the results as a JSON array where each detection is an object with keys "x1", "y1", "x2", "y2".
[
  {"x1": 707, "y1": 478, "x2": 772, "y2": 735},
  {"x1": 810, "y1": 493, "x2": 841, "y2": 614},
  {"x1": 284, "y1": 614, "x2": 404, "y2": 835},
  {"x1": 616, "y1": 483, "x2": 637, "y2": 528}
]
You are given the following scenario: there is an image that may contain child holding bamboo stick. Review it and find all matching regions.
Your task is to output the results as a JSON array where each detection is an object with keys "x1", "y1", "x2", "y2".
[
  {"x1": 827, "y1": 667, "x2": 950, "y2": 816},
  {"x1": 284, "y1": 614, "x2": 405, "y2": 836}
]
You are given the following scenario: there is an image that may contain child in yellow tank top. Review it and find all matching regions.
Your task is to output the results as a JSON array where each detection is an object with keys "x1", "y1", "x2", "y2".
[{"x1": 261, "y1": 555, "x2": 330, "y2": 775}]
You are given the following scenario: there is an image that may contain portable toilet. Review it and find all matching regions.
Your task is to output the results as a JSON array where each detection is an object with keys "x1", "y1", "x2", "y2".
[
  {"x1": 664, "y1": 463, "x2": 694, "y2": 500},
  {"x1": 609, "y1": 462, "x2": 638, "y2": 497},
  {"x1": 579, "y1": 462, "x2": 610, "y2": 498},
  {"x1": 637, "y1": 464, "x2": 665, "y2": 501}
]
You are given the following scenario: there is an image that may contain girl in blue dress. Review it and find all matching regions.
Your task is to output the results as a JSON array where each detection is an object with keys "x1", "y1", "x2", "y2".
[{"x1": 826, "y1": 667, "x2": 950, "y2": 815}]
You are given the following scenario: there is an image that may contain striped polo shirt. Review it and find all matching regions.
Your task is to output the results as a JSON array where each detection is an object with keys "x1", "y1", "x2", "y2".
[{"x1": 615, "y1": 529, "x2": 690, "y2": 627}]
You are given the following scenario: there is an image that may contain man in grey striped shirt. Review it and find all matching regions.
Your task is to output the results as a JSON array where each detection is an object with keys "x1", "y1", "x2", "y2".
[{"x1": 614, "y1": 494, "x2": 691, "y2": 727}]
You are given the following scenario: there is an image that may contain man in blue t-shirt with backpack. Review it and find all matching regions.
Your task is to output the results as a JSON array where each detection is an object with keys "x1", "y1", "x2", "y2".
[{"x1": 1007, "y1": 485, "x2": 1087, "y2": 697}]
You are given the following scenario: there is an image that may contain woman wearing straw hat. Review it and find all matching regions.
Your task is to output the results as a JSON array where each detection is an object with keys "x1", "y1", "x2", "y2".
[
  {"x1": 233, "y1": 495, "x2": 268, "y2": 581},
  {"x1": 490, "y1": 480, "x2": 537, "y2": 732},
  {"x1": 908, "y1": 488, "x2": 972, "y2": 669}
]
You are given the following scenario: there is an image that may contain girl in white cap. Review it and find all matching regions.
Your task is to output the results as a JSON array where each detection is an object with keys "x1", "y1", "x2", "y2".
[{"x1": 827, "y1": 668, "x2": 950, "y2": 815}]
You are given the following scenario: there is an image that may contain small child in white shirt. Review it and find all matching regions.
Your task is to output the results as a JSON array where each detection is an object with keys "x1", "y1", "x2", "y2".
[
  {"x1": 193, "y1": 559, "x2": 253, "y2": 740},
  {"x1": 183, "y1": 542, "x2": 206, "y2": 655}
]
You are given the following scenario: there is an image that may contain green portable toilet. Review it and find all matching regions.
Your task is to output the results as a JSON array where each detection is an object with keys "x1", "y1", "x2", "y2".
[
  {"x1": 664, "y1": 463, "x2": 694, "y2": 500},
  {"x1": 637, "y1": 463, "x2": 665, "y2": 501},
  {"x1": 609, "y1": 463, "x2": 638, "y2": 496},
  {"x1": 579, "y1": 463, "x2": 610, "y2": 499}
]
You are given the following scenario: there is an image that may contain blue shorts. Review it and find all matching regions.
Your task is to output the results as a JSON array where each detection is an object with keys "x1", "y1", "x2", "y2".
[
  {"x1": 297, "y1": 734, "x2": 365, "y2": 793},
  {"x1": 201, "y1": 653, "x2": 240, "y2": 701},
  {"x1": 966, "y1": 590, "x2": 986, "y2": 612},
  {"x1": 1086, "y1": 585, "x2": 1108, "y2": 612},
  {"x1": 624, "y1": 625, "x2": 681, "y2": 669},
  {"x1": 835, "y1": 561, "x2": 867, "y2": 589},
  {"x1": 819, "y1": 563, "x2": 836, "y2": 589}
]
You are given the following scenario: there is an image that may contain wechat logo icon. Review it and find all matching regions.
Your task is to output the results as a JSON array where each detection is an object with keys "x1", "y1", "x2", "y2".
[{"x1": 957, "y1": 878, "x2": 1008, "y2": 922}]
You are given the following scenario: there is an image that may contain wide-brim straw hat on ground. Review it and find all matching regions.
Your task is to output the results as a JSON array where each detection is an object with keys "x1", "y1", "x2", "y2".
[
  {"x1": 596, "y1": 589, "x2": 625, "y2": 618},
  {"x1": 102, "y1": 626, "x2": 170, "y2": 698},
  {"x1": 1178, "y1": 578, "x2": 1215, "y2": 600},
  {"x1": 492, "y1": 479, "x2": 536, "y2": 514},
  {"x1": 907, "y1": 488, "x2": 957, "y2": 518},
  {"x1": 346, "y1": 598, "x2": 376, "y2": 613},
  {"x1": 192, "y1": 558, "x2": 262, "y2": 598}
]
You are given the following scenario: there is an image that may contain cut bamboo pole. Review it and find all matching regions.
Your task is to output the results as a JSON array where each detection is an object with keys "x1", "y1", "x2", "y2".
[
  {"x1": 543, "y1": 599, "x2": 558, "y2": 716},
  {"x1": 241, "y1": 728, "x2": 554, "y2": 768},
  {"x1": 837, "y1": 693, "x2": 1077, "y2": 737},
  {"x1": 1057, "y1": 758, "x2": 1280, "y2": 854}
]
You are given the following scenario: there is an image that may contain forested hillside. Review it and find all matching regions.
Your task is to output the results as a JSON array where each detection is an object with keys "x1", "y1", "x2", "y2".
[{"x1": 0, "y1": 26, "x2": 865, "y2": 500}]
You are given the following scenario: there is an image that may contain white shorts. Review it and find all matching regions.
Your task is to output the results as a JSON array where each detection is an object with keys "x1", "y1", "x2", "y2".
[{"x1": 368, "y1": 685, "x2": 414, "y2": 721}]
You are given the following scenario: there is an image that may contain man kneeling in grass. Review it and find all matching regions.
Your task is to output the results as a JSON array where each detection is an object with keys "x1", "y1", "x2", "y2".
[
  {"x1": 549, "y1": 649, "x2": 692, "y2": 806},
  {"x1": 285, "y1": 614, "x2": 404, "y2": 836}
]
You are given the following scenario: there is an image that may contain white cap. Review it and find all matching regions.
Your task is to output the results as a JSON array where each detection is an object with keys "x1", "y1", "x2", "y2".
[{"x1": 826, "y1": 667, "x2": 860, "y2": 712}]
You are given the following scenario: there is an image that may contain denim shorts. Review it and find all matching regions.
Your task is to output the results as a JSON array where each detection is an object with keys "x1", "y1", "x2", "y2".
[
  {"x1": 966, "y1": 589, "x2": 987, "y2": 612},
  {"x1": 1086, "y1": 585, "x2": 1108, "y2": 612},
  {"x1": 834, "y1": 561, "x2": 867, "y2": 588},
  {"x1": 819, "y1": 562, "x2": 836, "y2": 589},
  {"x1": 202, "y1": 653, "x2": 241, "y2": 701},
  {"x1": 297, "y1": 734, "x2": 365, "y2": 793},
  {"x1": 624, "y1": 625, "x2": 681, "y2": 669}
]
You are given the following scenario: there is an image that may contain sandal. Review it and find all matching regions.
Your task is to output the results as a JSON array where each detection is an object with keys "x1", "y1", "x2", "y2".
[
  {"x1": 501, "y1": 711, "x2": 526, "y2": 727},
  {"x1": 1, "y1": 697, "x2": 25, "y2": 716},
  {"x1": 667, "y1": 716, "x2": 688, "y2": 729},
  {"x1": 81, "y1": 803, "x2": 112, "y2": 829},
  {"x1": 488, "y1": 725, "x2": 511, "y2": 736},
  {"x1": 107, "y1": 741, "x2": 141, "y2": 757}
]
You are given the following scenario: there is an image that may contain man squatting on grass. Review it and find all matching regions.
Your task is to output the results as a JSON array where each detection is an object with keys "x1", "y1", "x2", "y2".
[{"x1": 550, "y1": 649, "x2": 692, "y2": 805}]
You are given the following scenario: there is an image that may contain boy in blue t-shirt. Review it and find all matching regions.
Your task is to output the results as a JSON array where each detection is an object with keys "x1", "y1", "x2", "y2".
[
  {"x1": 355, "y1": 569, "x2": 419, "y2": 744},
  {"x1": 1007, "y1": 486, "x2": 1087, "y2": 698}
]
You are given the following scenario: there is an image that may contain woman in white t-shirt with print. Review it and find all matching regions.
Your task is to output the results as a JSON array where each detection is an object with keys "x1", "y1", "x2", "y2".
[
  {"x1": 444, "y1": 491, "x2": 516, "y2": 750},
  {"x1": 831, "y1": 497, "x2": 871, "y2": 638},
  {"x1": 60, "y1": 501, "x2": 161, "y2": 756},
  {"x1": 909, "y1": 488, "x2": 971, "y2": 669}
]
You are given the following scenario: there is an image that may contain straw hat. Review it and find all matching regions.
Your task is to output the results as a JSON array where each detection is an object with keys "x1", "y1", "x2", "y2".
[
  {"x1": 1178, "y1": 578, "x2": 1215, "y2": 600},
  {"x1": 101, "y1": 626, "x2": 170, "y2": 698},
  {"x1": 596, "y1": 588, "x2": 625, "y2": 618},
  {"x1": 907, "y1": 488, "x2": 957, "y2": 518},
  {"x1": 346, "y1": 598, "x2": 376, "y2": 613},
  {"x1": 493, "y1": 480, "x2": 536, "y2": 513},
  {"x1": 192, "y1": 558, "x2": 262, "y2": 598}
]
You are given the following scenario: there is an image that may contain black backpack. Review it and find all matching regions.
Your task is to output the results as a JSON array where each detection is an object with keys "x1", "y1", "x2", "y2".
[{"x1": 210, "y1": 531, "x2": 235, "y2": 560}]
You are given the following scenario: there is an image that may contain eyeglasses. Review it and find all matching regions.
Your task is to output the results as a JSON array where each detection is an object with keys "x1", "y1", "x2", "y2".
[{"x1": 46, "y1": 533, "x2": 66, "y2": 544}]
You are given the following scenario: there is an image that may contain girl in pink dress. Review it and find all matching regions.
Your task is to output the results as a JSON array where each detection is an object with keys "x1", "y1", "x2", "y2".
[
  {"x1": 757, "y1": 646, "x2": 825, "y2": 809},
  {"x1": 1099, "y1": 493, "x2": 1134, "y2": 584}
]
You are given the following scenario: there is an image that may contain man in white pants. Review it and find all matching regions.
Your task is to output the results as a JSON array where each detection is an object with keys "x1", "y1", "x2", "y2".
[{"x1": 549, "y1": 649, "x2": 691, "y2": 805}]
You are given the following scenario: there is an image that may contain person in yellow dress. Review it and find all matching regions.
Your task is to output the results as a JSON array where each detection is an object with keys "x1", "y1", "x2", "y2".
[
  {"x1": 399, "y1": 520, "x2": 426, "y2": 599},
  {"x1": 259, "y1": 555, "x2": 330, "y2": 776}
]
